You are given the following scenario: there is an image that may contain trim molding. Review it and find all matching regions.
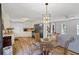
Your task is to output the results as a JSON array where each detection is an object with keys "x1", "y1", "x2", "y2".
[{"x1": 58, "y1": 46, "x2": 79, "y2": 55}]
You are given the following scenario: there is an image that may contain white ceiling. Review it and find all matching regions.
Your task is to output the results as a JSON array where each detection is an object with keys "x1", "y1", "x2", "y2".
[{"x1": 2, "y1": 3, "x2": 79, "y2": 21}]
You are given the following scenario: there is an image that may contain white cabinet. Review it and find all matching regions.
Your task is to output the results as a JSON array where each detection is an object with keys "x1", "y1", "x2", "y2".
[{"x1": 3, "y1": 46, "x2": 13, "y2": 55}]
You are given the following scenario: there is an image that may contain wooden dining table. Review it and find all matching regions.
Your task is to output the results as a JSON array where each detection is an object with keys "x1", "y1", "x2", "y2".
[{"x1": 40, "y1": 40, "x2": 56, "y2": 55}]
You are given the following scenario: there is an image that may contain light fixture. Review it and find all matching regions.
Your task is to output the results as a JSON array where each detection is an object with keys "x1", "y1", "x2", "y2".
[
  {"x1": 11, "y1": 17, "x2": 29, "y2": 22},
  {"x1": 43, "y1": 3, "x2": 49, "y2": 24},
  {"x1": 42, "y1": 3, "x2": 51, "y2": 39},
  {"x1": 21, "y1": 18, "x2": 29, "y2": 22}
]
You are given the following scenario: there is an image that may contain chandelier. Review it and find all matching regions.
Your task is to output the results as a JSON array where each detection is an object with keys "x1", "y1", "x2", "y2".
[{"x1": 43, "y1": 3, "x2": 49, "y2": 24}]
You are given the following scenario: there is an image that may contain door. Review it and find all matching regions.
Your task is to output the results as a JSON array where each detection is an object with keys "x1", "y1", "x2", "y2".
[{"x1": 0, "y1": 4, "x2": 3, "y2": 55}]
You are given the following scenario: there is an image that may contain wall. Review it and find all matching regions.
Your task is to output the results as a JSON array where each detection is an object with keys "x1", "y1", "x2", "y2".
[
  {"x1": 11, "y1": 20, "x2": 41, "y2": 37},
  {"x1": 2, "y1": 14, "x2": 79, "y2": 38},
  {"x1": 0, "y1": 4, "x2": 3, "y2": 55},
  {"x1": 52, "y1": 19, "x2": 79, "y2": 53},
  {"x1": 2, "y1": 6, "x2": 11, "y2": 29},
  {"x1": 11, "y1": 22, "x2": 32, "y2": 37},
  {"x1": 52, "y1": 19, "x2": 79, "y2": 36}
]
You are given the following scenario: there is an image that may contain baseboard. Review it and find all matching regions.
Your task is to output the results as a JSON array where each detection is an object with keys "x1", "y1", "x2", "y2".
[{"x1": 57, "y1": 46, "x2": 79, "y2": 55}]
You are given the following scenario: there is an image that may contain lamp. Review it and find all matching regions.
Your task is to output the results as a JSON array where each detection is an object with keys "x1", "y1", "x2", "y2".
[
  {"x1": 43, "y1": 3, "x2": 49, "y2": 24},
  {"x1": 42, "y1": 3, "x2": 51, "y2": 39}
]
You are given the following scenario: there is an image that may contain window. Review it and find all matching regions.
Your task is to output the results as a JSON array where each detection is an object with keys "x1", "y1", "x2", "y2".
[
  {"x1": 52, "y1": 25, "x2": 55, "y2": 33},
  {"x1": 61, "y1": 23, "x2": 66, "y2": 34},
  {"x1": 77, "y1": 23, "x2": 79, "y2": 35},
  {"x1": 51, "y1": 23, "x2": 55, "y2": 33}
]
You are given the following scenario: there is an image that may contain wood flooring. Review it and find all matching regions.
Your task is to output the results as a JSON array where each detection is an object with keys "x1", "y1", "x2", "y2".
[
  {"x1": 13, "y1": 37, "x2": 78, "y2": 55},
  {"x1": 13, "y1": 37, "x2": 34, "y2": 55}
]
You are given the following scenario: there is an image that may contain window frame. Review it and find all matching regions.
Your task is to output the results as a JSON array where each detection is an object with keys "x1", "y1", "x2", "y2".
[
  {"x1": 77, "y1": 23, "x2": 79, "y2": 35},
  {"x1": 61, "y1": 23, "x2": 66, "y2": 34}
]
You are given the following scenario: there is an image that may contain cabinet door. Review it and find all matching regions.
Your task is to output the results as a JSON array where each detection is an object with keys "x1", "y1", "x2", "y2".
[{"x1": 3, "y1": 36, "x2": 12, "y2": 48}]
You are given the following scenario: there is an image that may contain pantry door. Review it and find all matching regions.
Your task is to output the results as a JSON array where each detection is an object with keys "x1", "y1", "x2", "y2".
[{"x1": 0, "y1": 4, "x2": 3, "y2": 55}]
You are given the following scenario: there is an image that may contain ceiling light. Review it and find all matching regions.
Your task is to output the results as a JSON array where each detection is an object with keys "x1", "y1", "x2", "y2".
[
  {"x1": 21, "y1": 18, "x2": 29, "y2": 21},
  {"x1": 43, "y1": 3, "x2": 50, "y2": 24},
  {"x1": 11, "y1": 17, "x2": 29, "y2": 22}
]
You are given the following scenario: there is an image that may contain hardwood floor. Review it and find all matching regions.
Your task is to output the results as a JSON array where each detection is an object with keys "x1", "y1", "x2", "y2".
[
  {"x1": 13, "y1": 37, "x2": 78, "y2": 55},
  {"x1": 13, "y1": 37, "x2": 41, "y2": 55},
  {"x1": 52, "y1": 47, "x2": 78, "y2": 55},
  {"x1": 13, "y1": 37, "x2": 34, "y2": 55}
]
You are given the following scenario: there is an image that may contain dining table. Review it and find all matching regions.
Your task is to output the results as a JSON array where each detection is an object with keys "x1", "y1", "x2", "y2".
[{"x1": 40, "y1": 38, "x2": 59, "y2": 55}]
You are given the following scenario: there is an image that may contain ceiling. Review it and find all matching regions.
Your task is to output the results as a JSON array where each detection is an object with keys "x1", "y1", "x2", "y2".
[{"x1": 2, "y1": 3, "x2": 79, "y2": 21}]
